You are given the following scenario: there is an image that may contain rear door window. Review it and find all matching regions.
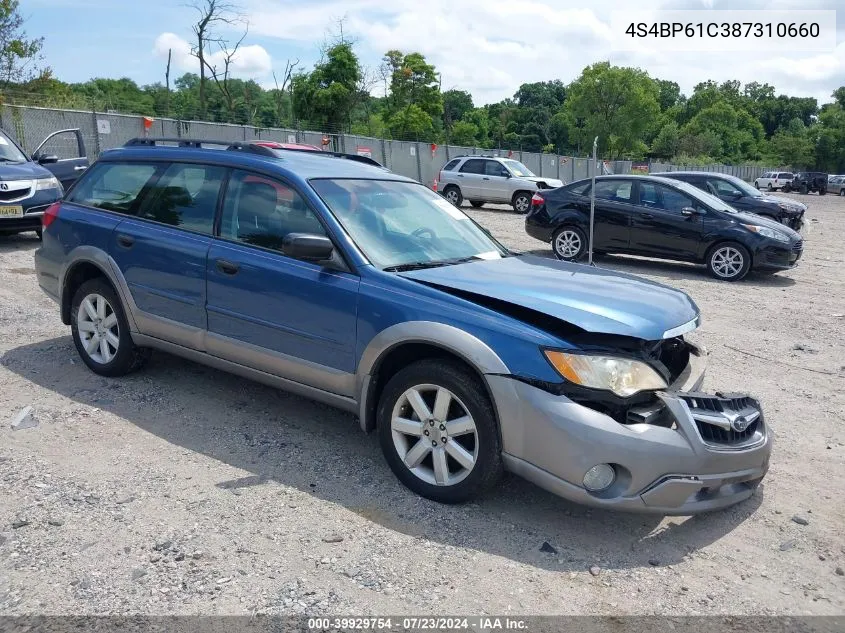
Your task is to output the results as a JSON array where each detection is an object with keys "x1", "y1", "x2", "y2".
[
  {"x1": 67, "y1": 162, "x2": 159, "y2": 214},
  {"x1": 459, "y1": 159, "x2": 485, "y2": 174},
  {"x1": 594, "y1": 179, "x2": 633, "y2": 202},
  {"x1": 138, "y1": 163, "x2": 226, "y2": 234}
]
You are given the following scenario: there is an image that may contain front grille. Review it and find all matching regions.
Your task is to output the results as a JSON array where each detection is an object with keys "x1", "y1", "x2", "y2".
[
  {"x1": 0, "y1": 186, "x2": 31, "y2": 202},
  {"x1": 792, "y1": 240, "x2": 803, "y2": 254},
  {"x1": 679, "y1": 392, "x2": 762, "y2": 446}
]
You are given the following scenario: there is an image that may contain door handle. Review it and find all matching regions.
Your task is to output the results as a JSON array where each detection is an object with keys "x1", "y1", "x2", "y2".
[
  {"x1": 640, "y1": 213, "x2": 654, "y2": 220},
  {"x1": 216, "y1": 259, "x2": 240, "y2": 275},
  {"x1": 73, "y1": 165, "x2": 88, "y2": 171},
  {"x1": 457, "y1": 174, "x2": 464, "y2": 177},
  {"x1": 482, "y1": 177, "x2": 490, "y2": 180},
  {"x1": 116, "y1": 234, "x2": 134, "y2": 248}
]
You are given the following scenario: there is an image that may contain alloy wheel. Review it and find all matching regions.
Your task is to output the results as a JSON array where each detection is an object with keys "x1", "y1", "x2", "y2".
[
  {"x1": 76, "y1": 293, "x2": 120, "y2": 364},
  {"x1": 390, "y1": 384, "x2": 478, "y2": 487},
  {"x1": 711, "y1": 246, "x2": 744, "y2": 279},
  {"x1": 445, "y1": 189, "x2": 460, "y2": 205},
  {"x1": 514, "y1": 195, "x2": 530, "y2": 213},
  {"x1": 554, "y1": 230, "x2": 582, "y2": 259}
]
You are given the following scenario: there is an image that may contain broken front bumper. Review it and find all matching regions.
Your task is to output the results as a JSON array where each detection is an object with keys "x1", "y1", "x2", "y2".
[{"x1": 490, "y1": 345, "x2": 772, "y2": 514}]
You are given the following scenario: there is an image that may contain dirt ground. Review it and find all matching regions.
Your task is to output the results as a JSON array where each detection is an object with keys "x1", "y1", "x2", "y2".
[{"x1": 0, "y1": 191, "x2": 843, "y2": 616}]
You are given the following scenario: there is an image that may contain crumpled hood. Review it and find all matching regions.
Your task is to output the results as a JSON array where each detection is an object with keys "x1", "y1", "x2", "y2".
[
  {"x1": 753, "y1": 194, "x2": 806, "y2": 213},
  {"x1": 0, "y1": 161, "x2": 52, "y2": 180},
  {"x1": 524, "y1": 176, "x2": 564, "y2": 187},
  {"x1": 399, "y1": 255, "x2": 700, "y2": 341}
]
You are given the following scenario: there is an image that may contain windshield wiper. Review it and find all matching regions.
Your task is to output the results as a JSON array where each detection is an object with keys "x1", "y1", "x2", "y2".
[{"x1": 384, "y1": 255, "x2": 484, "y2": 272}]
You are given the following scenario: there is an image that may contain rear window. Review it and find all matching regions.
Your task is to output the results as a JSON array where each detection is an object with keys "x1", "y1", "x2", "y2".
[
  {"x1": 442, "y1": 159, "x2": 460, "y2": 171},
  {"x1": 778, "y1": 173, "x2": 793, "y2": 179},
  {"x1": 564, "y1": 181, "x2": 591, "y2": 195},
  {"x1": 68, "y1": 162, "x2": 159, "y2": 214}
]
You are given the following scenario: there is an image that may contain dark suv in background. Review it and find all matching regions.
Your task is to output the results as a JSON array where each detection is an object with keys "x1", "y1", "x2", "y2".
[
  {"x1": 784, "y1": 172, "x2": 828, "y2": 195},
  {"x1": 654, "y1": 171, "x2": 806, "y2": 231}
]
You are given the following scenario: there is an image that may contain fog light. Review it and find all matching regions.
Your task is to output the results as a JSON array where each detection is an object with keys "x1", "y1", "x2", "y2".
[{"x1": 583, "y1": 464, "x2": 615, "y2": 492}]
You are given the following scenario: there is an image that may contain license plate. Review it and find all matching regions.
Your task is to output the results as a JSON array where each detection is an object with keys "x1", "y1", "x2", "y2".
[{"x1": 0, "y1": 205, "x2": 23, "y2": 217}]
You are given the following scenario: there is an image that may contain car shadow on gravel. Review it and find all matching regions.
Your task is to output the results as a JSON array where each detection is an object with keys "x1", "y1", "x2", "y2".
[
  {"x1": 3, "y1": 336, "x2": 764, "y2": 574},
  {"x1": 519, "y1": 249, "x2": 797, "y2": 287}
]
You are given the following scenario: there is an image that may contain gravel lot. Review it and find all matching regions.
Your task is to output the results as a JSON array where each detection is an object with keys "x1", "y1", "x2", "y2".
[{"x1": 0, "y1": 191, "x2": 843, "y2": 616}]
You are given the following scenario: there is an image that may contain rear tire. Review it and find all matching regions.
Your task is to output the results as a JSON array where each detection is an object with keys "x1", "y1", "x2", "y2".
[
  {"x1": 706, "y1": 242, "x2": 751, "y2": 282},
  {"x1": 71, "y1": 278, "x2": 150, "y2": 377},
  {"x1": 552, "y1": 226, "x2": 587, "y2": 261},
  {"x1": 839, "y1": 189, "x2": 845, "y2": 197},
  {"x1": 469, "y1": 201, "x2": 485, "y2": 208},
  {"x1": 819, "y1": 188, "x2": 826, "y2": 196},
  {"x1": 767, "y1": 183, "x2": 773, "y2": 191},
  {"x1": 800, "y1": 183, "x2": 808, "y2": 194},
  {"x1": 443, "y1": 186, "x2": 463, "y2": 207},
  {"x1": 377, "y1": 359, "x2": 503, "y2": 503},
  {"x1": 35, "y1": 228, "x2": 42, "y2": 240},
  {"x1": 512, "y1": 191, "x2": 532, "y2": 214}
]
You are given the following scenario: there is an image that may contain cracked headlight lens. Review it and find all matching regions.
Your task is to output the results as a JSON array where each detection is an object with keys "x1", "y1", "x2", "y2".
[{"x1": 543, "y1": 350, "x2": 668, "y2": 397}]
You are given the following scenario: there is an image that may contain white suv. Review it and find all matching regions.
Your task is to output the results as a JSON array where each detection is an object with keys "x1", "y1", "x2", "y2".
[
  {"x1": 754, "y1": 171, "x2": 793, "y2": 191},
  {"x1": 438, "y1": 156, "x2": 564, "y2": 214}
]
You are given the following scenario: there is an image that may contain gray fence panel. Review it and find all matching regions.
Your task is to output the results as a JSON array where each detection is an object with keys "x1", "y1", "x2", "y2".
[
  {"x1": 386, "y1": 140, "x2": 422, "y2": 182},
  {"x1": 521, "y1": 152, "x2": 541, "y2": 176},
  {"x1": 1, "y1": 105, "x2": 98, "y2": 158},
  {"x1": 572, "y1": 158, "x2": 591, "y2": 181}
]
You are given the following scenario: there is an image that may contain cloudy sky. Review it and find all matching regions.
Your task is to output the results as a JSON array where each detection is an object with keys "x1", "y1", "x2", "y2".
[{"x1": 25, "y1": 0, "x2": 845, "y2": 106}]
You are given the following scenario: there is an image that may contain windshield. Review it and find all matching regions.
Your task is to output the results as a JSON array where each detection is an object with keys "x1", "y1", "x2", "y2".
[
  {"x1": 503, "y1": 160, "x2": 535, "y2": 178},
  {"x1": 311, "y1": 179, "x2": 508, "y2": 270},
  {"x1": 0, "y1": 131, "x2": 29, "y2": 162},
  {"x1": 724, "y1": 174, "x2": 763, "y2": 198},
  {"x1": 670, "y1": 179, "x2": 739, "y2": 213}
]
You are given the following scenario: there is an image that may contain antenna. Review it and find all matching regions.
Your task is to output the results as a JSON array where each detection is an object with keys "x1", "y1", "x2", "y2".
[{"x1": 588, "y1": 136, "x2": 598, "y2": 267}]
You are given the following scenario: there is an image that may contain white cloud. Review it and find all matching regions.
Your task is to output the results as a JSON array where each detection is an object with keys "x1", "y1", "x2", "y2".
[
  {"x1": 153, "y1": 32, "x2": 272, "y2": 79},
  {"x1": 239, "y1": 0, "x2": 844, "y2": 106}
]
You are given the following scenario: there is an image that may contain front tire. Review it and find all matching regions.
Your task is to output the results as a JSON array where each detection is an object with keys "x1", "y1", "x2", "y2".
[
  {"x1": 443, "y1": 186, "x2": 463, "y2": 207},
  {"x1": 512, "y1": 191, "x2": 531, "y2": 215},
  {"x1": 706, "y1": 242, "x2": 751, "y2": 282},
  {"x1": 469, "y1": 201, "x2": 485, "y2": 208},
  {"x1": 819, "y1": 188, "x2": 826, "y2": 196},
  {"x1": 552, "y1": 226, "x2": 587, "y2": 261},
  {"x1": 377, "y1": 359, "x2": 503, "y2": 504},
  {"x1": 800, "y1": 183, "x2": 808, "y2": 194},
  {"x1": 71, "y1": 278, "x2": 150, "y2": 377},
  {"x1": 767, "y1": 183, "x2": 773, "y2": 191},
  {"x1": 839, "y1": 189, "x2": 845, "y2": 197}
]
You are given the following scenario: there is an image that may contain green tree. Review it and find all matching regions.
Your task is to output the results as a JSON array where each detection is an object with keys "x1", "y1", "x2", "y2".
[
  {"x1": 442, "y1": 89, "x2": 473, "y2": 134},
  {"x1": 651, "y1": 121, "x2": 680, "y2": 158},
  {"x1": 387, "y1": 103, "x2": 434, "y2": 140},
  {"x1": 563, "y1": 62, "x2": 660, "y2": 159},
  {"x1": 0, "y1": 0, "x2": 45, "y2": 86},
  {"x1": 768, "y1": 118, "x2": 814, "y2": 168},
  {"x1": 291, "y1": 42, "x2": 361, "y2": 130},
  {"x1": 450, "y1": 120, "x2": 479, "y2": 146},
  {"x1": 681, "y1": 100, "x2": 764, "y2": 161},
  {"x1": 383, "y1": 50, "x2": 442, "y2": 136}
]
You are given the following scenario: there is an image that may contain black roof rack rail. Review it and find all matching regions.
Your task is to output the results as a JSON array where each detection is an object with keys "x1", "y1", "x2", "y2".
[{"x1": 123, "y1": 137, "x2": 385, "y2": 168}]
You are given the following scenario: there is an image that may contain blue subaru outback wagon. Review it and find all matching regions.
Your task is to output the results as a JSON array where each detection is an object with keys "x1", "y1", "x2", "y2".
[{"x1": 34, "y1": 139, "x2": 771, "y2": 514}]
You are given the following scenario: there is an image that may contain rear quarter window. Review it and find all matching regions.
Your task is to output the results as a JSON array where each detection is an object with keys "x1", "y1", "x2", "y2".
[
  {"x1": 442, "y1": 159, "x2": 460, "y2": 171},
  {"x1": 68, "y1": 161, "x2": 159, "y2": 214}
]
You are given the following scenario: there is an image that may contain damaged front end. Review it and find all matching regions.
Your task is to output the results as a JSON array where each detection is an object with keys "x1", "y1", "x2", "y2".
[{"x1": 491, "y1": 333, "x2": 771, "y2": 515}]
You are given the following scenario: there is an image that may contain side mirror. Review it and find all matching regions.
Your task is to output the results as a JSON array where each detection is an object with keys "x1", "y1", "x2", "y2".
[
  {"x1": 732, "y1": 190, "x2": 743, "y2": 199},
  {"x1": 681, "y1": 207, "x2": 704, "y2": 217},
  {"x1": 503, "y1": 172, "x2": 512, "y2": 178},
  {"x1": 282, "y1": 233, "x2": 334, "y2": 262},
  {"x1": 36, "y1": 153, "x2": 59, "y2": 165}
]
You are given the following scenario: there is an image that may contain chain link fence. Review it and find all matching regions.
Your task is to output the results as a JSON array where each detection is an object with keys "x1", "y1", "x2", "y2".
[{"x1": 0, "y1": 103, "x2": 638, "y2": 185}]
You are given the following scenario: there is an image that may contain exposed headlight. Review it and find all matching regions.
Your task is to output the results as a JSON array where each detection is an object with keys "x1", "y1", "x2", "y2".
[
  {"x1": 543, "y1": 350, "x2": 668, "y2": 397},
  {"x1": 35, "y1": 176, "x2": 62, "y2": 193},
  {"x1": 742, "y1": 224, "x2": 789, "y2": 243},
  {"x1": 777, "y1": 202, "x2": 799, "y2": 212}
]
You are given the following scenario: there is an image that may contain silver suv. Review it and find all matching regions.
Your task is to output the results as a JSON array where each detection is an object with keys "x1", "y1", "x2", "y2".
[{"x1": 438, "y1": 156, "x2": 564, "y2": 214}]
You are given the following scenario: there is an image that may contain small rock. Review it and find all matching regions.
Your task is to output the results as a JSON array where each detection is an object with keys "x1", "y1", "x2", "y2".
[
  {"x1": 12, "y1": 520, "x2": 29, "y2": 529},
  {"x1": 159, "y1": 587, "x2": 170, "y2": 594},
  {"x1": 344, "y1": 567, "x2": 359, "y2": 578},
  {"x1": 681, "y1": 586, "x2": 689, "y2": 592},
  {"x1": 79, "y1": 577, "x2": 91, "y2": 590},
  {"x1": 0, "y1": 535, "x2": 6, "y2": 546},
  {"x1": 174, "y1": 552, "x2": 185, "y2": 562},
  {"x1": 131, "y1": 567, "x2": 147, "y2": 581},
  {"x1": 320, "y1": 557, "x2": 330, "y2": 565},
  {"x1": 10, "y1": 406, "x2": 37, "y2": 431},
  {"x1": 216, "y1": 577, "x2": 231, "y2": 584},
  {"x1": 192, "y1": 551, "x2": 203, "y2": 560},
  {"x1": 774, "y1": 510, "x2": 782, "y2": 515},
  {"x1": 149, "y1": 554, "x2": 161, "y2": 563},
  {"x1": 322, "y1": 534, "x2": 344, "y2": 543},
  {"x1": 589, "y1": 566, "x2": 601, "y2": 577},
  {"x1": 47, "y1": 518, "x2": 64, "y2": 527},
  {"x1": 792, "y1": 343, "x2": 816, "y2": 353},
  {"x1": 791, "y1": 515, "x2": 809, "y2": 526},
  {"x1": 539, "y1": 541, "x2": 558, "y2": 555},
  {"x1": 835, "y1": 567, "x2": 844, "y2": 576},
  {"x1": 154, "y1": 540, "x2": 172, "y2": 551},
  {"x1": 115, "y1": 495, "x2": 134, "y2": 505},
  {"x1": 648, "y1": 559, "x2": 660, "y2": 566},
  {"x1": 819, "y1": 554, "x2": 826, "y2": 561},
  {"x1": 780, "y1": 540, "x2": 797, "y2": 551}
]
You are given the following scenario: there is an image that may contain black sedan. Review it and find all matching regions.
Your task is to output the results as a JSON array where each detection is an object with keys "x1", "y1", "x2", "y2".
[
  {"x1": 525, "y1": 175, "x2": 803, "y2": 281},
  {"x1": 651, "y1": 171, "x2": 806, "y2": 231}
]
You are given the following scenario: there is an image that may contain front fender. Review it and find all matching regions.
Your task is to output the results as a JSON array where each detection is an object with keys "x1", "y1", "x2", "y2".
[{"x1": 355, "y1": 321, "x2": 510, "y2": 431}]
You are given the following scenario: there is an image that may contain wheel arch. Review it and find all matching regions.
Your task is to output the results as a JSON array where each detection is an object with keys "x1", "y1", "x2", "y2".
[
  {"x1": 356, "y1": 322, "x2": 508, "y2": 434},
  {"x1": 60, "y1": 247, "x2": 139, "y2": 331}
]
